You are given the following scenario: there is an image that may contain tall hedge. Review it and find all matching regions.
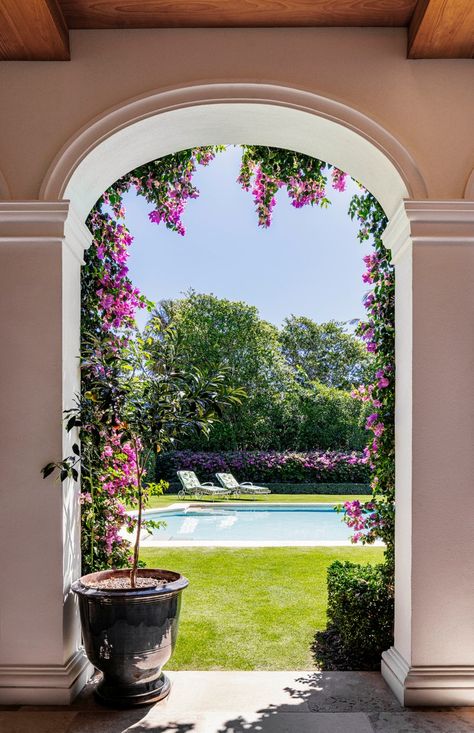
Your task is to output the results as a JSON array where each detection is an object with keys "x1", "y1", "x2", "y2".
[{"x1": 156, "y1": 449, "x2": 369, "y2": 486}]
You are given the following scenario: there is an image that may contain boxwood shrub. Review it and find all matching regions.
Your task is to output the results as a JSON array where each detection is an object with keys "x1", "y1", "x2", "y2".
[
  {"x1": 324, "y1": 561, "x2": 394, "y2": 669},
  {"x1": 254, "y1": 483, "x2": 369, "y2": 495}
]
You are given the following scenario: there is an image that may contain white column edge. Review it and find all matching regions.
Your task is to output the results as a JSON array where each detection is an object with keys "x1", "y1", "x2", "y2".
[
  {"x1": 0, "y1": 650, "x2": 93, "y2": 705},
  {"x1": 382, "y1": 647, "x2": 474, "y2": 706},
  {"x1": 0, "y1": 200, "x2": 91, "y2": 263},
  {"x1": 383, "y1": 200, "x2": 474, "y2": 263}
]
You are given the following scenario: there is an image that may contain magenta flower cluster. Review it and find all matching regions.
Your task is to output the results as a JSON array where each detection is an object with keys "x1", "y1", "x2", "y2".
[
  {"x1": 238, "y1": 161, "x2": 347, "y2": 228},
  {"x1": 331, "y1": 168, "x2": 348, "y2": 193},
  {"x1": 98, "y1": 430, "x2": 141, "y2": 553},
  {"x1": 105, "y1": 148, "x2": 218, "y2": 237},
  {"x1": 342, "y1": 207, "x2": 395, "y2": 547},
  {"x1": 89, "y1": 212, "x2": 147, "y2": 333},
  {"x1": 342, "y1": 499, "x2": 381, "y2": 544}
]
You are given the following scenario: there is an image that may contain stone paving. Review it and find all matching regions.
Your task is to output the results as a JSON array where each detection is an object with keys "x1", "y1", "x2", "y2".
[{"x1": 1, "y1": 671, "x2": 474, "y2": 732}]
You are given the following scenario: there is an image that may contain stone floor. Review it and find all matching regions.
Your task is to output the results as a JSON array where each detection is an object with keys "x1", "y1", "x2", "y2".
[{"x1": 2, "y1": 671, "x2": 474, "y2": 732}]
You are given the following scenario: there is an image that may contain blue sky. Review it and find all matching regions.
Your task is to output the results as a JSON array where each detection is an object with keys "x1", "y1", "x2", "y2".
[{"x1": 124, "y1": 146, "x2": 372, "y2": 330}]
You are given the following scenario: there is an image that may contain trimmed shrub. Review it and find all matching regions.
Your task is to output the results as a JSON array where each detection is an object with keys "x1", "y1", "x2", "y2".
[
  {"x1": 322, "y1": 561, "x2": 394, "y2": 669},
  {"x1": 156, "y1": 450, "x2": 370, "y2": 486},
  {"x1": 255, "y1": 483, "x2": 369, "y2": 495}
]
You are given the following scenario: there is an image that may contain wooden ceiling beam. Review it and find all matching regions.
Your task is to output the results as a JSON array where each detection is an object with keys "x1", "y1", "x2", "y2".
[
  {"x1": 59, "y1": 0, "x2": 416, "y2": 29},
  {"x1": 408, "y1": 0, "x2": 474, "y2": 58},
  {"x1": 0, "y1": 0, "x2": 69, "y2": 60}
]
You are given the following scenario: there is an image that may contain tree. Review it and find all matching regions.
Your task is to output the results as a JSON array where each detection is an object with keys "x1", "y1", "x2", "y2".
[
  {"x1": 43, "y1": 325, "x2": 244, "y2": 585},
  {"x1": 146, "y1": 292, "x2": 292, "y2": 450},
  {"x1": 145, "y1": 293, "x2": 370, "y2": 451},
  {"x1": 279, "y1": 316, "x2": 371, "y2": 390}
]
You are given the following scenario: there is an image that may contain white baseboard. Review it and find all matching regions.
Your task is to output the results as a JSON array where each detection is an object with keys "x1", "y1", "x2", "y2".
[
  {"x1": 0, "y1": 649, "x2": 93, "y2": 705},
  {"x1": 382, "y1": 646, "x2": 474, "y2": 706}
]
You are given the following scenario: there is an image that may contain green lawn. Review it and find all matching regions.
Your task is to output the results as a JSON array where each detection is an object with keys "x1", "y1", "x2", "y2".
[
  {"x1": 143, "y1": 493, "x2": 371, "y2": 510},
  {"x1": 140, "y1": 546, "x2": 384, "y2": 670}
]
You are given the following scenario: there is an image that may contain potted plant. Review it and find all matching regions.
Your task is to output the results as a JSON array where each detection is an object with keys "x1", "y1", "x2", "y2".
[{"x1": 43, "y1": 324, "x2": 243, "y2": 705}]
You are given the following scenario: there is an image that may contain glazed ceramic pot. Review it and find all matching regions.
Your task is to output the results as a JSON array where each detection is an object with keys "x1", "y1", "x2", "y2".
[{"x1": 72, "y1": 568, "x2": 188, "y2": 706}]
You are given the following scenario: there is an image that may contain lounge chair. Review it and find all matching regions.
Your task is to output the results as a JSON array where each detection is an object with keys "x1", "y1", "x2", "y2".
[
  {"x1": 177, "y1": 470, "x2": 231, "y2": 499},
  {"x1": 215, "y1": 473, "x2": 271, "y2": 497}
]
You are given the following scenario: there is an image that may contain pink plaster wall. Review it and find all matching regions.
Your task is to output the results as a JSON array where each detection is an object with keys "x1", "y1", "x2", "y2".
[{"x1": 0, "y1": 28, "x2": 472, "y2": 202}]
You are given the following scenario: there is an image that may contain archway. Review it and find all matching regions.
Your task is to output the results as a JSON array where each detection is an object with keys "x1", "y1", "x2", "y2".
[{"x1": 2, "y1": 83, "x2": 473, "y2": 708}]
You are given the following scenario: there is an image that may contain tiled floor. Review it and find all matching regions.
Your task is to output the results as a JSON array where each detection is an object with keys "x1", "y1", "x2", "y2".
[{"x1": 2, "y1": 671, "x2": 474, "y2": 732}]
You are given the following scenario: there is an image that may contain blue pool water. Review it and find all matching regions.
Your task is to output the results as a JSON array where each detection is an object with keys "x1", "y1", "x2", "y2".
[{"x1": 143, "y1": 504, "x2": 352, "y2": 543}]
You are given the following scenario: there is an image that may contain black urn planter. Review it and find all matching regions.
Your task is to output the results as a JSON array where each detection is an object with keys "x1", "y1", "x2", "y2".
[{"x1": 72, "y1": 568, "x2": 188, "y2": 707}]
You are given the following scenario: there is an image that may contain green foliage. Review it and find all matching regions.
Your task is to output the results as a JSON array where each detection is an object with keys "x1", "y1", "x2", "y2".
[
  {"x1": 119, "y1": 327, "x2": 245, "y2": 454},
  {"x1": 323, "y1": 560, "x2": 394, "y2": 669},
  {"x1": 280, "y1": 317, "x2": 371, "y2": 390},
  {"x1": 273, "y1": 379, "x2": 370, "y2": 451},
  {"x1": 147, "y1": 292, "x2": 291, "y2": 450},
  {"x1": 146, "y1": 293, "x2": 369, "y2": 451},
  {"x1": 146, "y1": 479, "x2": 169, "y2": 496}
]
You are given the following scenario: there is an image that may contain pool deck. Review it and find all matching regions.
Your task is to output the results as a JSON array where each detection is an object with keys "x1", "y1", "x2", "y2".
[
  {"x1": 133, "y1": 502, "x2": 385, "y2": 548},
  {"x1": 2, "y1": 670, "x2": 473, "y2": 733}
]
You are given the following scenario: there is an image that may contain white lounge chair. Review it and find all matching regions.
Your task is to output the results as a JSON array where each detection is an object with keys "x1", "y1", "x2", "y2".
[
  {"x1": 215, "y1": 473, "x2": 271, "y2": 497},
  {"x1": 177, "y1": 470, "x2": 231, "y2": 499}
]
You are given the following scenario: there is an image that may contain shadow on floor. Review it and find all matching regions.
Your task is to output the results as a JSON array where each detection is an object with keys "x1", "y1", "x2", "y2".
[
  {"x1": 311, "y1": 625, "x2": 381, "y2": 671},
  {"x1": 3, "y1": 672, "x2": 474, "y2": 733}
]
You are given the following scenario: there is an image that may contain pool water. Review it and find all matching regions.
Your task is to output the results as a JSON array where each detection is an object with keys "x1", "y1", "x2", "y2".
[{"x1": 143, "y1": 504, "x2": 353, "y2": 544}]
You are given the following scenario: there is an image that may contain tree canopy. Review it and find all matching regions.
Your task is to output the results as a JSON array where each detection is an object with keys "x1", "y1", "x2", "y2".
[
  {"x1": 145, "y1": 292, "x2": 370, "y2": 451},
  {"x1": 280, "y1": 316, "x2": 371, "y2": 390}
]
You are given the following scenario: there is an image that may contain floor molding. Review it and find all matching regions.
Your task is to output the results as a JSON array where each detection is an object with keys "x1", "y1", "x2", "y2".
[{"x1": 0, "y1": 650, "x2": 93, "y2": 705}]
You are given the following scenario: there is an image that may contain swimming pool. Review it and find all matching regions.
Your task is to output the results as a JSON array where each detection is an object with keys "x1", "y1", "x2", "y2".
[{"x1": 140, "y1": 503, "x2": 360, "y2": 547}]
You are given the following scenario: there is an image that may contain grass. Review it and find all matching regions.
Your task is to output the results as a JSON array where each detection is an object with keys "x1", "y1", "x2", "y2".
[
  {"x1": 140, "y1": 545, "x2": 385, "y2": 670},
  {"x1": 143, "y1": 493, "x2": 371, "y2": 510}
]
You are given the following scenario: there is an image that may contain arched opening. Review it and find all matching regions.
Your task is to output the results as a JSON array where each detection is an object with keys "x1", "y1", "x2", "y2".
[{"x1": 46, "y1": 83, "x2": 414, "y2": 701}]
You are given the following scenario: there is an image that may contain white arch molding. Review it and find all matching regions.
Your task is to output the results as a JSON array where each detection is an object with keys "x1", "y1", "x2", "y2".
[
  {"x1": 2, "y1": 81, "x2": 474, "y2": 708},
  {"x1": 40, "y1": 82, "x2": 428, "y2": 224}
]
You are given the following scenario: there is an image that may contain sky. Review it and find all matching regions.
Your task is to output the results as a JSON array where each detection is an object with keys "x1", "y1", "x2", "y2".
[{"x1": 123, "y1": 146, "x2": 372, "y2": 331}]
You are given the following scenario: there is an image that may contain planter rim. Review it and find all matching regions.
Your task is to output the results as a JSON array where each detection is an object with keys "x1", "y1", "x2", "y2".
[{"x1": 72, "y1": 567, "x2": 189, "y2": 599}]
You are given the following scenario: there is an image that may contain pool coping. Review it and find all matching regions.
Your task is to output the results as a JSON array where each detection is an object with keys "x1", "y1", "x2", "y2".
[{"x1": 128, "y1": 502, "x2": 385, "y2": 548}]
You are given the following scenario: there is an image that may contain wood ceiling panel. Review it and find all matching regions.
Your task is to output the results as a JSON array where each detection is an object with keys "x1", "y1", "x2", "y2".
[
  {"x1": 59, "y1": 0, "x2": 417, "y2": 29},
  {"x1": 409, "y1": 0, "x2": 474, "y2": 57},
  {"x1": 0, "y1": 0, "x2": 69, "y2": 60}
]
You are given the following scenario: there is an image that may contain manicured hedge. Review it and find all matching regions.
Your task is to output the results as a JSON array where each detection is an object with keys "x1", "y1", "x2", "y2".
[
  {"x1": 156, "y1": 450, "x2": 370, "y2": 486},
  {"x1": 261, "y1": 483, "x2": 369, "y2": 495},
  {"x1": 324, "y1": 561, "x2": 394, "y2": 669}
]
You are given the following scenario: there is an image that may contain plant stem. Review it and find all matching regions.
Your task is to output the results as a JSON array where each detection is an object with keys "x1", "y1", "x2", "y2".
[
  {"x1": 87, "y1": 464, "x2": 95, "y2": 571},
  {"x1": 130, "y1": 438, "x2": 142, "y2": 588}
]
